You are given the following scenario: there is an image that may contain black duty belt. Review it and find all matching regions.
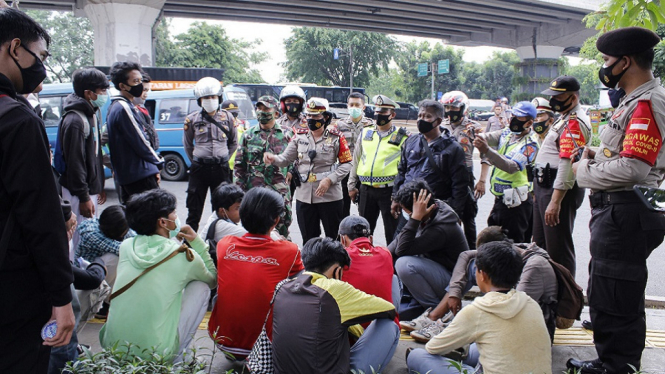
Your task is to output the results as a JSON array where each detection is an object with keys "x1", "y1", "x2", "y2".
[
  {"x1": 193, "y1": 156, "x2": 228, "y2": 165},
  {"x1": 534, "y1": 164, "x2": 557, "y2": 188},
  {"x1": 589, "y1": 190, "x2": 641, "y2": 208}
]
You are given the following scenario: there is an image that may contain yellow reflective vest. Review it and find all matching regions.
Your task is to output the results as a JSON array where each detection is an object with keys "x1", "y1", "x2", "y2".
[{"x1": 357, "y1": 126, "x2": 408, "y2": 187}]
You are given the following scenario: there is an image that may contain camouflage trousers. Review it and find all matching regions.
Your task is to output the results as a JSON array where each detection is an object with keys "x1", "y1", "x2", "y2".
[{"x1": 277, "y1": 197, "x2": 293, "y2": 239}]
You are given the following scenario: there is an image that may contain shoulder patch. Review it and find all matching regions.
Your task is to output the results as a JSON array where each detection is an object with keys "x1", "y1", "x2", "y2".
[
  {"x1": 620, "y1": 99, "x2": 662, "y2": 166},
  {"x1": 327, "y1": 126, "x2": 343, "y2": 136}
]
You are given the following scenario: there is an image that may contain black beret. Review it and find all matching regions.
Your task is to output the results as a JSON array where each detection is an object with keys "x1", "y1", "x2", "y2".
[
  {"x1": 541, "y1": 75, "x2": 580, "y2": 96},
  {"x1": 596, "y1": 27, "x2": 661, "y2": 56}
]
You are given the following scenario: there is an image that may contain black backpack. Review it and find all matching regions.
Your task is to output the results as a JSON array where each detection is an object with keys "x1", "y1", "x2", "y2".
[{"x1": 206, "y1": 218, "x2": 221, "y2": 267}]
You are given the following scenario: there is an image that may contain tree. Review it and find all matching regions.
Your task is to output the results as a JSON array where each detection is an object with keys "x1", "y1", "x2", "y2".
[
  {"x1": 283, "y1": 27, "x2": 396, "y2": 87},
  {"x1": 565, "y1": 62, "x2": 601, "y2": 105},
  {"x1": 170, "y1": 22, "x2": 267, "y2": 83},
  {"x1": 25, "y1": 10, "x2": 93, "y2": 83},
  {"x1": 393, "y1": 41, "x2": 465, "y2": 103},
  {"x1": 460, "y1": 62, "x2": 486, "y2": 99},
  {"x1": 479, "y1": 51, "x2": 520, "y2": 100}
]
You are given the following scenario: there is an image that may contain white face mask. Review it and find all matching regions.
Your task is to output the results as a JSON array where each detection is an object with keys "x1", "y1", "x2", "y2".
[
  {"x1": 132, "y1": 96, "x2": 145, "y2": 106},
  {"x1": 201, "y1": 98, "x2": 219, "y2": 113}
]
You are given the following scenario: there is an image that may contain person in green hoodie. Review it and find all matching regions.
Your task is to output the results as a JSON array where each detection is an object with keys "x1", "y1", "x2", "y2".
[{"x1": 100, "y1": 189, "x2": 217, "y2": 362}]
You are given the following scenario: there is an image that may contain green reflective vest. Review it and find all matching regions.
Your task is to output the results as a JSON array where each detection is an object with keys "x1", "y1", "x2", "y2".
[
  {"x1": 490, "y1": 131, "x2": 539, "y2": 196},
  {"x1": 357, "y1": 127, "x2": 408, "y2": 186}
]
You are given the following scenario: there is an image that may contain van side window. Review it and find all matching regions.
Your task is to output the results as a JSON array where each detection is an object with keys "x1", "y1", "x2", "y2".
[
  {"x1": 158, "y1": 99, "x2": 189, "y2": 124},
  {"x1": 39, "y1": 96, "x2": 63, "y2": 128},
  {"x1": 144, "y1": 99, "x2": 156, "y2": 120}
]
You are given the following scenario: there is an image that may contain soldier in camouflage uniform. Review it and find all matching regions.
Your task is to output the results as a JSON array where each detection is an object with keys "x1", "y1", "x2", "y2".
[
  {"x1": 334, "y1": 92, "x2": 375, "y2": 216},
  {"x1": 234, "y1": 96, "x2": 294, "y2": 238}
]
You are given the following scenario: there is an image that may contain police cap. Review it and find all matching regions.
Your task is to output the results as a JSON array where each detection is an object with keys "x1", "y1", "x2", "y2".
[
  {"x1": 256, "y1": 95, "x2": 279, "y2": 109},
  {"x1": 373, "y1": 95, "x2": 400, "y2": 111},
  {"x1": 540, "y1": 75, "x2": 580, "y2": 96},
  {"x1": 338, "y1": 215, "x2": 371, "y2": 237},
  {"x1": 596, "y1": 26, "x2": 661, "y2": 57},
  {"x1": 222, "y1": 99, "x2": 240, "y2": 113},
  {"x1": 304, "y1": 97, "x2": 330, "y2": 114}
]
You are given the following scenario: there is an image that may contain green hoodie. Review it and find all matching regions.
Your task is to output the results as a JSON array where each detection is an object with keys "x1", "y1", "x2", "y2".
[{"x1": 100, "y1": 234, "x2": 217, "y2": 359}]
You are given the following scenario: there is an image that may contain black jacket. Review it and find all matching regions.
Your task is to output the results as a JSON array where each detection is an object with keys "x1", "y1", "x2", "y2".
[
  {"x1": 388, "y1": 200, "x2": 469, "y2": 271},
  {"x1": 393, "y1": 130, "x2": 469, "y2": 215},
  {"x1": 58, "y1": 93, "x2": 105, "y2": 202},
  {"x1": 0, "y1": 73, "x2": 73, "y2": 307}
]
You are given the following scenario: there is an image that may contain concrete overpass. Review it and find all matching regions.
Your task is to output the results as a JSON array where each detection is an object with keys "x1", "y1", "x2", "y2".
[{"x1": 21, "y1": 0, "x2": 602, "y2": 65}]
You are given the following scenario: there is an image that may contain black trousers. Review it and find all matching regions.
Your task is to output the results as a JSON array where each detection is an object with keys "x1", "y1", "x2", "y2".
[
  {"x1": 342, "y1": 175, "x2": 353, "y2": 218},
  {"x1": 186, "y1": 161, "x2": 230, "y2": 232},
  {"x1": 588, "y1": 194, "x2": 665, "y2": 374},
  {"x1": 460, "y1": 167, "x2": 478, "y2": 249},
  {"x1": 358, "y1": 184, "x2": 398, "y2": 245},
  {"x1": 487, "y1": 196, "x2": 533, "y2": 244},
  {"x1": 120, "y1": 174, "x2": 159, "y2": 203},
  {"x1": 296, "y1": 200, "x2": 343, "y2": 245},
  {"x1": 0, "y1": 277, "x2": 52, "y2": 374},
  {"x1": 532, "y1": 182, "x2": 585, "y2": 276}
]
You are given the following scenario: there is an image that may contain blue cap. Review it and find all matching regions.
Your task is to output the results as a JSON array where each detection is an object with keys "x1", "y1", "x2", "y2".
[{"x1": 511, "y1": 101, "x2": 537, "y2": 119}]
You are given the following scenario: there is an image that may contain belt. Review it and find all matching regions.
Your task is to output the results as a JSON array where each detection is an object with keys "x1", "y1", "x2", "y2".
[
  {"x1": 589, "y1": 190, "x2": 641, "y2": 208},
  {"x1": 304, "y1": 171, "x2": 334, "y2": 183},
  {"x1": 193, "y1": 156, "x2": 228, "y2": 165},
  {"x1": 362, "y1": 182, "x2": 394, "y2": 189}
]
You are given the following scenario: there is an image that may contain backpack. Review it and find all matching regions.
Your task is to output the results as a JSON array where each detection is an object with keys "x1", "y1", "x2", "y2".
[
  {"x1": 206, "y1": 218, "x2": 221, "y2": 267},
  {"x1": 548, "y1": 259, "x2": 584, "y2": 322},
  {"x1": 53, "y1": 110, "x2": 90, "y2": 174}
]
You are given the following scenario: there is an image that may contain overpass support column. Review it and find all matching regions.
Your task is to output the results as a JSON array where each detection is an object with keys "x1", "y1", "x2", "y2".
[
  {"x1": 81, "y1": 0, "x2": 165, "y2": 67},
  {"x1": 514, "y1": 46, "x2": 564, "y2": 101}
]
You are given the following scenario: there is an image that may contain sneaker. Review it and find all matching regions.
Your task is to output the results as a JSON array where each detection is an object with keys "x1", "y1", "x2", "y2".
[
  {"x1": 399, "y1": 307, "x2": 435, "y2": 332},
  {"x1": 77, "y1": 344, "x2": 91, "y2": 356},
  {"x1": 410, "y1": 312, "x2": 454, "y2": 343},
  {"x1": 94, "y1": 302, "x2": 109, "y2": 320}
]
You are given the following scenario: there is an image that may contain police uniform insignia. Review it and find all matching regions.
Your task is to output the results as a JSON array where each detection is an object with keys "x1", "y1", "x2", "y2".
[
  {"x1": 376, "y1": 96, "x2": 384, "y2": 106},
  {"x1": 307, "y1": 173, "x2": 316, "y2": 183},
  {"x1": 603, "y1": 148, "x2": 612, "y2": 157},
  {"x1": 309, "y1": 101, "x2": 317, "y2": 109},
  {"x1": 184, "y1": 123, "x2": 189, "y2": 131},
  {"x1": 220, "y1": 113, "x2": 227, "y2": 121},
  {"x1": 298, "y1": 152, "x2": 304, "y2": 160},
  {"x1": 460, "y1": 137, "x2": 469, "y2": 144},
  {"x1": 364, "y1": 129, "x2": 374, "y2": 140}
]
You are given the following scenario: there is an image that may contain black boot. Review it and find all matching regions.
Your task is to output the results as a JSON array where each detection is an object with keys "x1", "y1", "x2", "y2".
[{"x1": 566, "y1": 358, "x2": 606, "y2": 374}]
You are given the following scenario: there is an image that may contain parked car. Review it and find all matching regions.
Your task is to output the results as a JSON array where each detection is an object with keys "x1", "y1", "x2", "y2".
[
  {"x1": 40, "y1": 83, "x2": 257, "y2": 181},
  {"x1": 395, "y1": 102, "x2": 418, "y2": 120},
  {"x1": 328, "y1": 102, "x2": 349, "y2": 119}
]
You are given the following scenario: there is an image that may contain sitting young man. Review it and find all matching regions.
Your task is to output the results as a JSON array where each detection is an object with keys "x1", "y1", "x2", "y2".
[
  {"x1": 272, "y1": 237, "x2": 398, "y2": 374},
  {"x1": 406, "y1": 241, "x2": 552, "y2": 374},
  {"x1": 208, "y1": 187, "x2": 303, "y2": 360},
  {"x1": 405, "y1": 226, "x2": 558, "y2": 342},
  {"x1": 388, "y1": 180, "x2": 468, "y2": 312},
  {"x1": 339, "y1": 215, "x2": 400, "y2": 311},
  {"x1": 77, "y1": 205, "x2": 135, "y2": 318},
  {"x1": 100, "y1": 190, "x2": 217, "y2": 362},
  {"x1": 199, "y1": 183, "x2": 246, "y2": 241}
]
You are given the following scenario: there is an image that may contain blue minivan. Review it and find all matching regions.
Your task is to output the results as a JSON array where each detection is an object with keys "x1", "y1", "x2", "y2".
[{"x1": 40, "y1": 83, "x2": 257, "y2": 181}]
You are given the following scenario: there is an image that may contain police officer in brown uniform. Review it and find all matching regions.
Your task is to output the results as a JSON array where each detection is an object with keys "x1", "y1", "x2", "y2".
[
  {"x1": 569, "y1": 27, "x2": 665, "y2": 374},
  {"x1": 335, "y1": 92, "x2": 375, "y2": 216},
  {"x1": 264, "y1": 97, "x2": 353, "y2": 243},
  {"x1": 183, "y1": 77, "x2": 237, "y2": 231}
]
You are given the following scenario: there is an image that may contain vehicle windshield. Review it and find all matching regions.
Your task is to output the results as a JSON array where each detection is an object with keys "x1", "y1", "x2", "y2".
[{"x1": 225, "y1": 89, "x2": 257, "y2": 120}]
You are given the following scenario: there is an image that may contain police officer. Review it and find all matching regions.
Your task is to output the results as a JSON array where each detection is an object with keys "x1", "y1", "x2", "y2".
[
  {"x1": 532, "y1": 76, "x2": 590, "y2": 277},
  {"x1": 348, "y1": 94, "x2": 407, "y2": 244},
  {"x1": 234, "y1": 96, "x2": 294, "y2": 238},
  {"x1": 275, "y1": 84, "x2": 307, "y2": 131},
  {"x1": 392, "y1": 99, "x2": 469, "y2": 237},
  {"x1": 183, "y1": 77, "x2": 237, "y2": 231},
  {"x1": 531, "y1": 97, "x2": 555, "y2": 145},
  {"x1": 336, "y1": 92, "x2": 375, "y2": 217},
  {"x1": 474, "y1": 101, "x2": 540, "y2": 243},
  {"x1": 264, "y1": 97, "x2": 353, "y2": 243},
  {"x1": 223, "y1": 99, "x2": 245, "y2": 169},
  {"x1": 440, "y1": 90, "x2": 483, "y2": 248},
  {"x1": 569, "y1": 27, "x2": 665, "y2": 374}
]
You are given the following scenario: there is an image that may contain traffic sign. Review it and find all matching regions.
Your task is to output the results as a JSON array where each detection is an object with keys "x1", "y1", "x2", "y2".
[
  {"x1": 438, "y1": 59, "x2": 450, "y2": 74},
  {"x1": 334, "y1": 48, "x2": 340, "y2": 60},
  {"x1": 417, "y1": 63, "x2": 428, "y2": 77},
  {"x1": 437, "y1": 91, "x2": 443, "y2": 100}
]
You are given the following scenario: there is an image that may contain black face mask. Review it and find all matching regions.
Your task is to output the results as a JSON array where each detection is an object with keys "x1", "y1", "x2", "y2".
[
  {"x1": 231, "y1": 112, "x2": 239, "y2": 118},
  {"x1": 549, "y1": 95, "x2": 573, "y2": 113},
  {"x1": 599, "y1": 57, "x2": 627, "y2": 89},
  {"x1": 125, "y1": 82, "x2": 144, "y2": 98},
  {"x1": 509, "y1": 117, "x2": 529, "y2": 134},
  {"x1": 445, "y1": 109, "x2": 463, "y2": 123},
  {"x1": 417, "y1": 119, "x2": 437, "y2": 134},
  {"x1": 307, "y1": 118, "x2": 325, "y2": 131},
  {"x1": 375, "y1": 113, "x2": 392, "y2": 126},
  {"x1": 532, "y1": 120, "x2": 550, "y2": 135},
  {"x1": 11, "y1": 44, "x2": 47, "y2": 95},
  {"x1": 608, "y1": 88, "x2": 626, "y2": 108},
  {"x1": 285, "y1": 103, "x2": 301, "y2": 114}
]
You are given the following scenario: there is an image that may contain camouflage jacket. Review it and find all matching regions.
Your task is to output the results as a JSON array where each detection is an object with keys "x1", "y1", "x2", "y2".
[
  {"x1": 234, "y1": 123, "x2": 293, "y2": 198},
  {"x1": 443, "y1": 117, "x2": 482, "y2": 168}
]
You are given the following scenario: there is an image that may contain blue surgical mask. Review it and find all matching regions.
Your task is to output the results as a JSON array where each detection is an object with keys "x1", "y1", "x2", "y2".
[
  {"x1": 91, "y1": 92, "x2": 109, "y2": 108},
  {"x1": 402, "y1": 210, "x2": 411, "y2": 220},
  {"x1": 348, "y1": 107, "x2": 363, "y2": 118},
  {"x1": 165, "y1": 216, "x2": 181, "y2": 239}
]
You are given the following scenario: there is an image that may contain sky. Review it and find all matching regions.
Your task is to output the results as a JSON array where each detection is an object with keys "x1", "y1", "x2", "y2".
[{"x1": 170, "y1": 18, "x2": 581, "y2": 84}]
